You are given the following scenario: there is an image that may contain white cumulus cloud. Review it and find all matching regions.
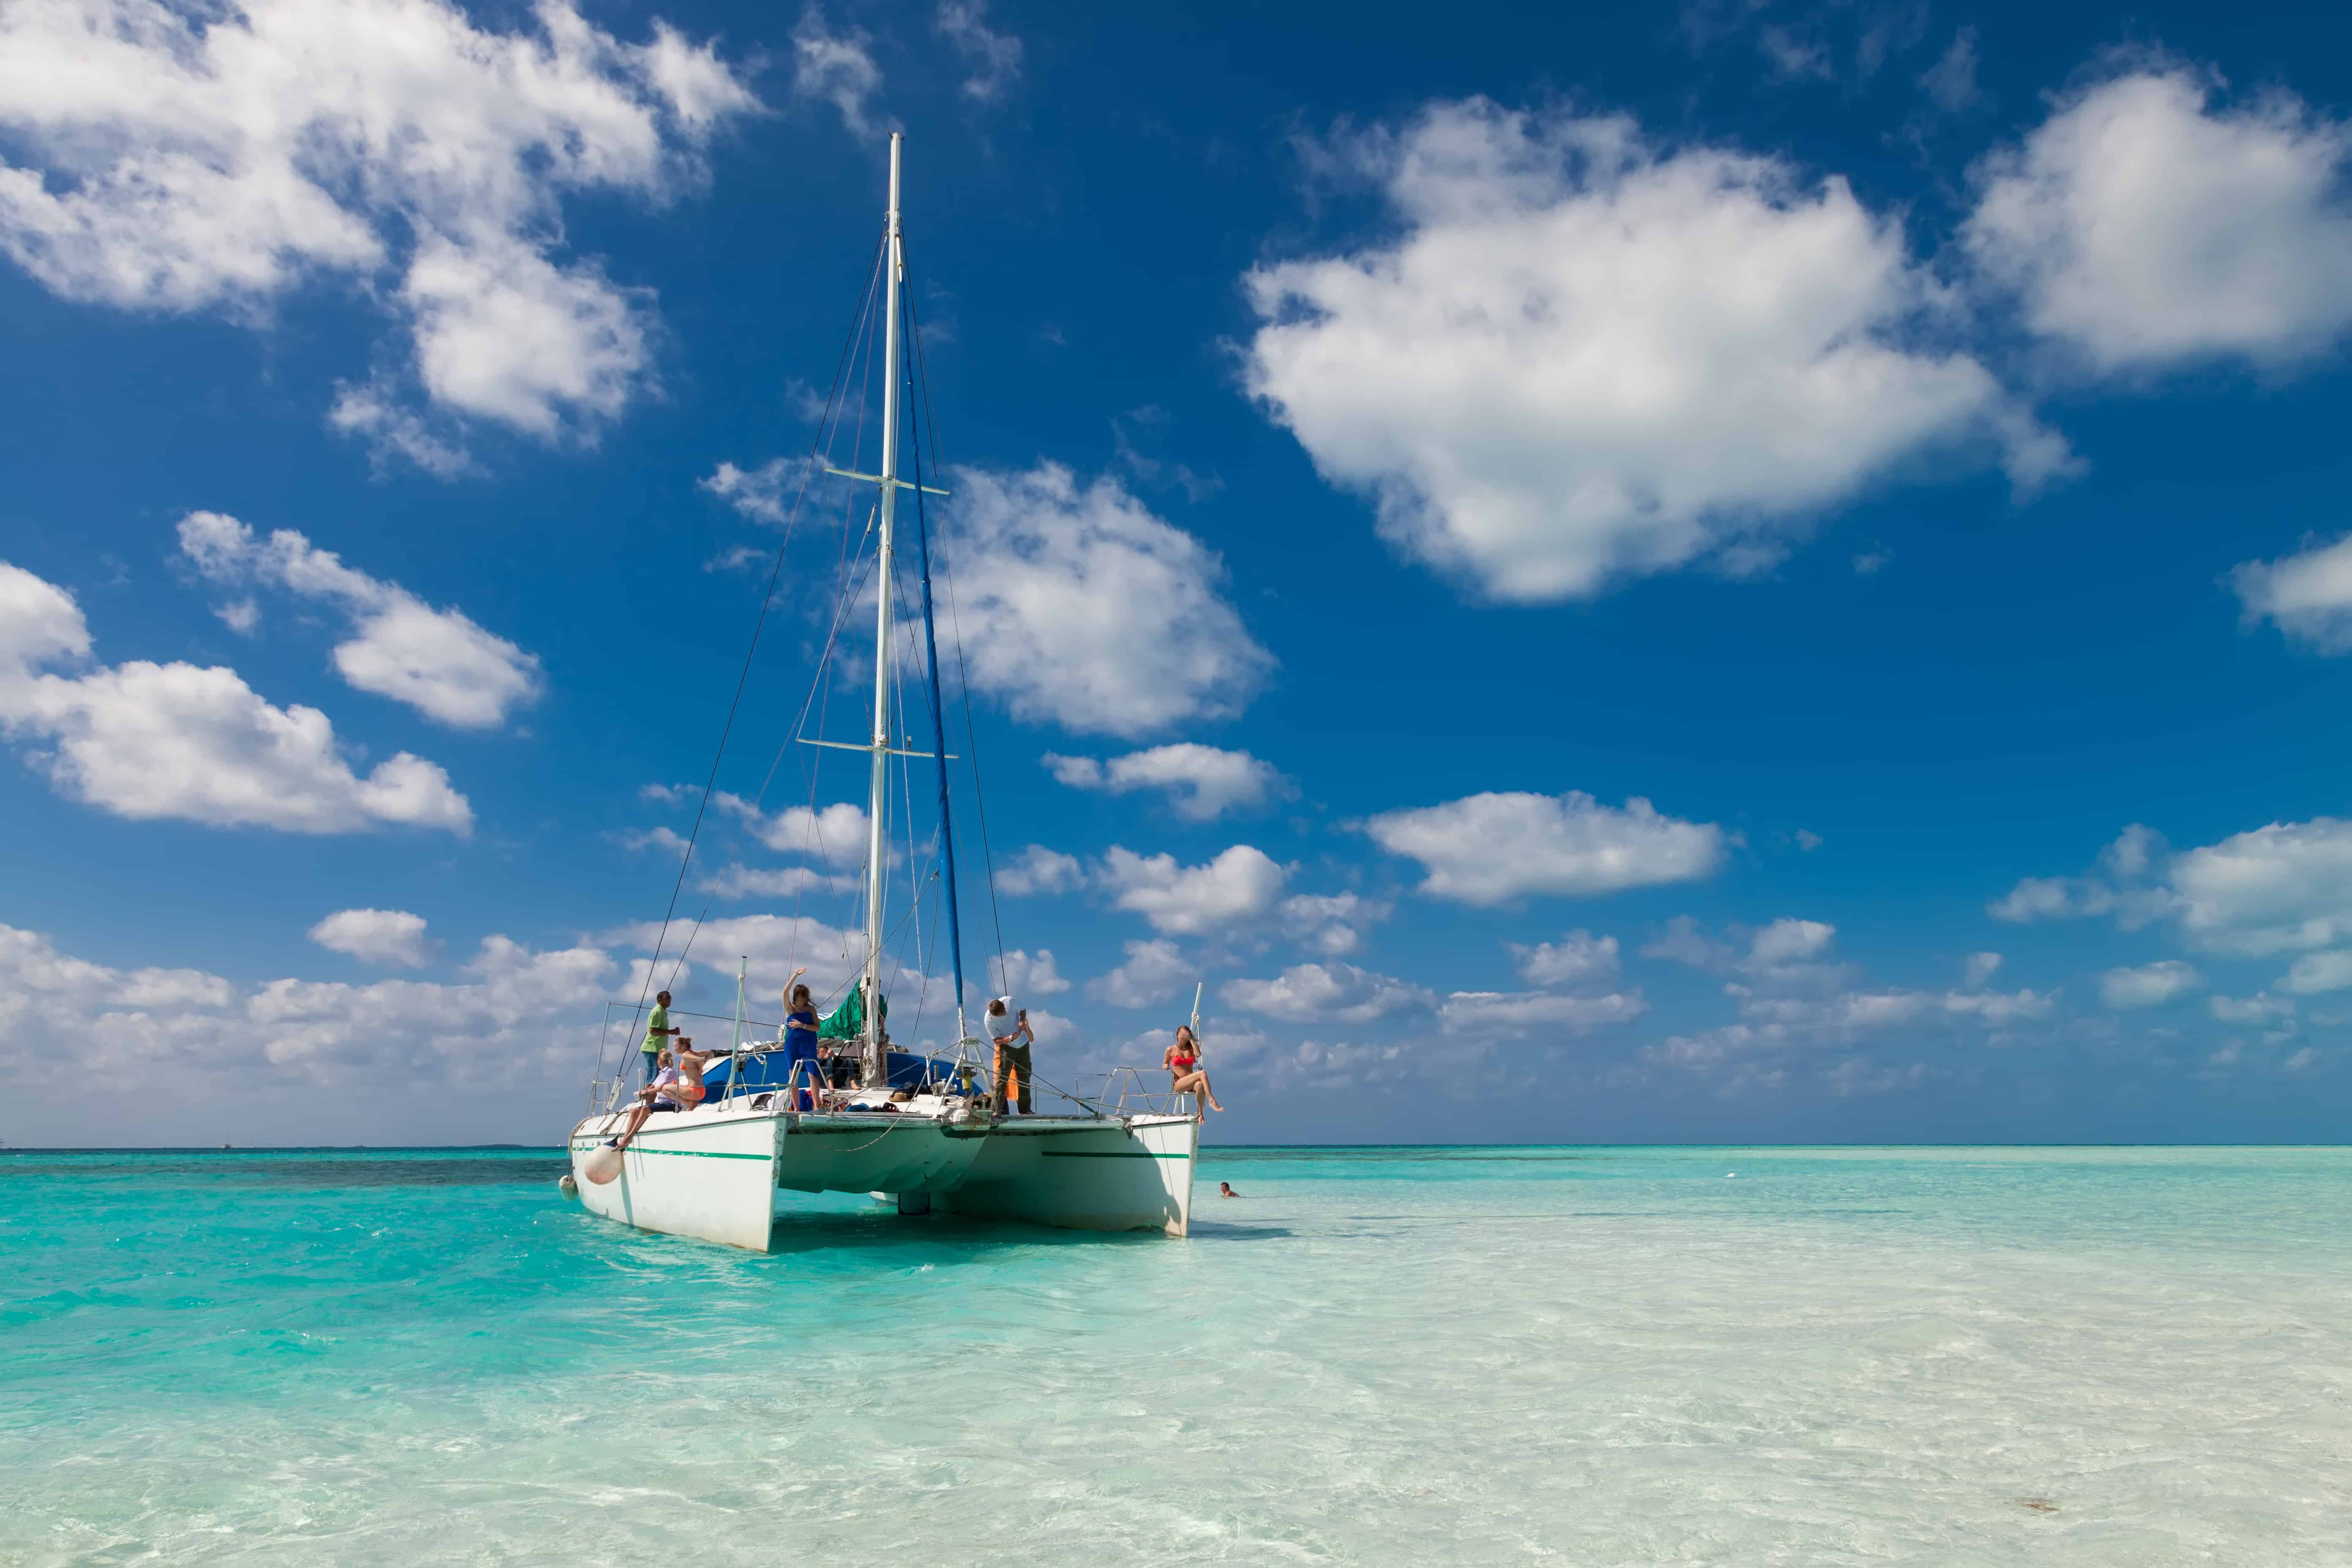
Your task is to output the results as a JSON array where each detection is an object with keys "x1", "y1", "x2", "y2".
[
  {"x1": 1279, "y1": 891, "x2": 1392, "y2": 957},
  {"x1": 1044, "y1": 744, "x2": 1292, "y2": 821},
  {"x1": 1966, "y1": 66, "x2": 2352, "y2": 373},
  {"x1": 1439, "y1": 989, "x2": 1647, "y2": 1037},
  {"x1": 1988, "y1": 875, "x2": 2105, "y2": 923},
  {"x1": 1509, "y1": 929, "x2": 1621, "y2": 988},
  {"x1": 2210, "y1": 992, "x2": 2296, "y2": 1023},
  {"x1": 1994, "y1": 816, "x2": 2352, "y2": 993},
  {"x1": 1244, "y1": 98, "x2": 2068, "y2": 602},
  {"x1": 0, "y1": 920, "x2": 233, "y2": 1016},
  {"x1": 308, "y1": 908, "x2": 433, "y2": 968},
  {"x1": 1364, "y1": 790, "x2": 1724, "y2": 905},
  {"x1": 944, "y1": 463, "x2": 1273, "y2": 736},
  {"x1": 177, "y1": 512, "x2": 540, "y2": 729},
  {"x1": 992, "y1": 947, "x2": 1069, "y2": 999},
  {"x1": 0, "y1": 919, "x2": 633, "y2": 1143},
  {"x1": 2279, "y1": 950, "x2": 2352, "y2": 996},
  {"x1": 791, "y1": 8, "x2": 882, "y2": 137},
  {"x1": 0, "y1": 0, "x2": 758, "y2": 467},
  {"x1": 994, "y1": 843, "x2": 1083, "y2": 898},
  {"x1": 714, "y1": 794, "x2": 873, "y2": 869},
  {"x1": 2099, "y1": 959, "x2": 2203, "y2": 1010},
  {"x1": 0, "y1": 561, "x2": 471, "y2": 835},
  {"x1": 2233, "y1": 533, "x2": 2352, "y2": 654},
  {"x1": 1939, "y1": 988, "x2": 2057, "y2": 1026},
  {"x1": 1087, "y1": 938, "x2": 1193, "y2": 1009},
  {"x1": 619, "y1": 825, "x2": 690, "y2": 857},
  {"x1": 2171, "y1": 818, "x2": 2352, "y2": 957},
  {"x1": 392, "y1": 234, "x2": 649, "y2": 440},
  {"x1": 935, "y1": 0, "x2": 1022, "y2": 104},
  {"x1": 701, "y1": 458, "x2": 819, "y2": 527},
  {"x1": 1988, "y1": 825, "x2": 2176, "y2": 928},
  {"x1": 1100, "y1": 844, "x2": 1287, "y2": 935},
  {"x1": 698, "y1": 864, "x2": 846, "y2": 900},
  {"x1": 1748, "y1": 917, "x2": 1836, "y2": 966},
  {"x1": 1223, "y1": 962, "x2": 1436, "y2": 1025}
]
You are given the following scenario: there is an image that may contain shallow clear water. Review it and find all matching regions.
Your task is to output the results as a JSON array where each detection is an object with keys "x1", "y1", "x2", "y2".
[{"x1": 4, "y1": 1145, "x2": 2349, "y2": 1565}]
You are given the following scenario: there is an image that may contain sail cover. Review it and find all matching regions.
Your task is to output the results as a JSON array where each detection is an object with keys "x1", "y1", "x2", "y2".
[{"x1": 816, "y1": 985, "x2": 886, "y2": 1042}]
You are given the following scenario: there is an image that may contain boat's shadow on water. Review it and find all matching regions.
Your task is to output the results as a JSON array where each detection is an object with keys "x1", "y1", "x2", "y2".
[
  {"x1": 1181, "y1": 1220, "x2": 1292, "y2": 1241},
  {"x1": 750, "y1": 1210, "x2": 1293, "y2": 1258}
]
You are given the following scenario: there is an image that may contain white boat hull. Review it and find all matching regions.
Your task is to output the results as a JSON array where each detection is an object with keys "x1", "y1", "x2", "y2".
[
  {"x1": 566, "y1": 1101, "x2": 1197, "y2": 1251},
  {"x1": 934, "y1": 1115, "x2": 1196, "y2": 1235},
  {"x1": 566, "y1": 1103, "x2": 783, "y2": 1251}
]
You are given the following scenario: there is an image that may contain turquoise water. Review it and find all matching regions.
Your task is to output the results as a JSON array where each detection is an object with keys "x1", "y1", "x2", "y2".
[{"x1": 4, "y1": 1146, "x2": 2350, "y2": 1565}]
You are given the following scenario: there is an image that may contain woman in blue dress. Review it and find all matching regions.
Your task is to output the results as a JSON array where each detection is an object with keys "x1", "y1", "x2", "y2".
[{"x1": 780, "y1": 968, "x2": 823, "y2": 1110}]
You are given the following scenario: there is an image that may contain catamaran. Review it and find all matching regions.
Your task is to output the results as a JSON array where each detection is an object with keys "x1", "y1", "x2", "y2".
[{"x1": 562, "y1": 135, "x2": 1199, "y2": 1250}]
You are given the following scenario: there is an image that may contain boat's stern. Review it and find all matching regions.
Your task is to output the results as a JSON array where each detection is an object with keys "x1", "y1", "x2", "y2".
[{"x1": 938, "y1": 1114, "x2": 1199, "y2": 1236}]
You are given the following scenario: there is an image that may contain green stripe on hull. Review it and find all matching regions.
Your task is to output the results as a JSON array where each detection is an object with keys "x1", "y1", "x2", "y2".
[
  {"x1": 1038, "y1": 1150, "x2": 1190, "y2": 1159},
  {"x1": 568, "y1": 1144, "x2": 771, "y2": 1161}
]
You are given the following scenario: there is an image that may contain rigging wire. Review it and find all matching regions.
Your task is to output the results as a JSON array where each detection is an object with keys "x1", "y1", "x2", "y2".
[
  {"x1": 742, "y1": 266, "x2": 893, "y2": 992},
  {"x1": 665, "y1": 905, "x2": 712, "y2": 993},
  {"x1": 889, "y1": 583, "x2": 947, "y2": 1048},
  {"x1": 904, "y1": 276, "x2": 1011, "y2": 998},
  {"x1": 613, "y1": 230, "x2": 888, "y2": 1072},
  {"x1": 781, "y1": 307, "x2": 887, "y2": 975},
  {"x1": 617, "y1": 216, "x2": 994, "y2": 1075},
  {"x1": 764, "y1": 246, "x2": 886, "y2": 981}
]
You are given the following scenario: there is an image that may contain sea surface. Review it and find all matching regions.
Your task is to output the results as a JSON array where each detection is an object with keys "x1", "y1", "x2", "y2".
[{"x1": 3, "y1": 1145, "x2": 2349, "y2": 1566}]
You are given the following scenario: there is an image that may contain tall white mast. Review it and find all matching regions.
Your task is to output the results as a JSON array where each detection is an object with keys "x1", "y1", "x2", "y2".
[{"x1": 861, "y1": 132, "x2": 906, "y2": 1087}]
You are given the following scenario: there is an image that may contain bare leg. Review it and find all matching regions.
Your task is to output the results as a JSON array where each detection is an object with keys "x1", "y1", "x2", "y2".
[
  {"x1": 1174, "y1": 1070, "x2": 1224, "y2": 1113},
  {"x1": 612, "y1": 1100, "x2": 655, "y2": 1151}
]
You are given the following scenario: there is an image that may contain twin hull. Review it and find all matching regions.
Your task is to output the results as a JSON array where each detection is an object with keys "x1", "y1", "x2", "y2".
[{"x1": 566, "y1": 1105, "x2": 1198, "y2": 1250}]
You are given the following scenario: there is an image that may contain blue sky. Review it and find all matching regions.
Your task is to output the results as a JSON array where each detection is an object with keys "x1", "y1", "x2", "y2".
[{"x1": 5, "y1": 0, "x2": 2352, "y2": 1147}]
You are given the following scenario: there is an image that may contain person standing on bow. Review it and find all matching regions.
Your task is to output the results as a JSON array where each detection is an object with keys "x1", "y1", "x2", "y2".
[
  {"x1": 641, "y1": 990, "x2": 681, "y2": 1084},
  {"x1": 984, "y1": 995, "x2": 1033, "y2": 1116},
  {"x1": 780, "y1": 969, "x2": 822, "y2": 1110}
]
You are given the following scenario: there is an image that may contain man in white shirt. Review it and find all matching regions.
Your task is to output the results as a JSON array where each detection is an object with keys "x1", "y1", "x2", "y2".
[
  {"x1": 607, "y1": 1047, "x2": 686, "y2": 1152},
  {"x1": 984, "y1": 995, "x2": 1034, "y2": 1115}
]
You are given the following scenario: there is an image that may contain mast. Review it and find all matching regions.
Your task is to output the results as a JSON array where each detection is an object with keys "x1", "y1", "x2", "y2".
[{"x1": 862, "y1": 131, "x2": 906, "y2": 1088}]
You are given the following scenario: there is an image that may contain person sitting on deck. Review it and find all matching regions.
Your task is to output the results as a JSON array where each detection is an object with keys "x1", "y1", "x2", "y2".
[
  {"x1": 608, "y1": 1047, "x2": 686, "y2": 1152},
  {"x1": 670, "y1": 1037, "x2": 708, "y2": 1111},
  {"x1": 1164, "y1": 1024, "x2": 1225, "y2": 1113},
  {"x1": 780, "y1": 969, "x2": 822, "y2": 1110},
  {"x1": 985, "y1": 996, "x2": 1033, "y2": 1116}
]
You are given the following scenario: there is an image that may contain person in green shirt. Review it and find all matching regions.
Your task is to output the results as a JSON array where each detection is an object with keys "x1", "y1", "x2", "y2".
[{"x1": 642, "y1": 991, "x2": 681, "y2": 1084}]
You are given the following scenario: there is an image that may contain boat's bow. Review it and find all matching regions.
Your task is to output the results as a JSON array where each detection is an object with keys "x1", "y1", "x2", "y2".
[{"x1": 567, "y1": 1101, "x2": 783, "y2": 1251}]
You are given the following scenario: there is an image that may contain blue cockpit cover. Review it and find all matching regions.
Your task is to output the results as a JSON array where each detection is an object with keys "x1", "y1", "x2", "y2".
[{"x1": 698, "y1": 1048, "x2": 956, "y2": 1100}]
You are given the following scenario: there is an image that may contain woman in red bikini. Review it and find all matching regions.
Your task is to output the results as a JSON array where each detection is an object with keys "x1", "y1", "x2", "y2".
[
  {"x1": 1162, "y1": 1024, "x2": 1224, "y2": 1113},
  {"x1": 670, "y1": 1037, "x2": 709, "y2": 1108}
]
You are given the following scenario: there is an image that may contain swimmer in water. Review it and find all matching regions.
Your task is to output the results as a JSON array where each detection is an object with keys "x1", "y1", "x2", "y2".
[{"x1": 1218, "y1": 1181, "x2": 1238, "y2": 1199}]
